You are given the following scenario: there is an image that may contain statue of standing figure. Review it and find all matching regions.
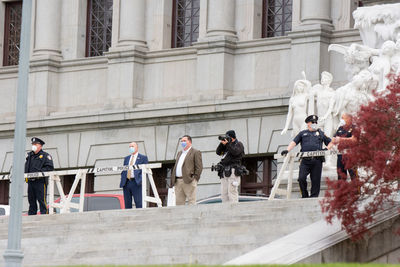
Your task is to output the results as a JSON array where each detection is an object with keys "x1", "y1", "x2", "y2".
[
  {"x1": 281, "y1": 73, "x2": 312, "y2": 137},
  {"x1": 310, "y1": 71, "x2": 337, "y2": 138}
]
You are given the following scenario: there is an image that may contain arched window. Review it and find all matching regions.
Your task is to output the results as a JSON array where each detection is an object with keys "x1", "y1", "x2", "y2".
[
  {"x1": 262, "y1": 0, "x2": 292, "y2": 38},
  {"x1": 3, "y1": 1, "x2": 22, "y2": 66},
  {"x1": 172, "y1": 0, "x2": 200, "y2": 48},
  {"x1": 86, "y1": 0, "x2": 113, "y2": 57}
]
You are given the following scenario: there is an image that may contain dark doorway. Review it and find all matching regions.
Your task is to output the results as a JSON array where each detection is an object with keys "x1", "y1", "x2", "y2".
[
  {"x1": 241, "y1": 156, "x2": 277, "y2": 196},
  {"x1": 0, "y1": 180, "x2": 10, "y2": 204},
  {"x1": 61, "y1": 173, "x2": 95, "y2": 195},
  {"x1": 151, "y1": 162, "x2": 175, "y2": 206}
]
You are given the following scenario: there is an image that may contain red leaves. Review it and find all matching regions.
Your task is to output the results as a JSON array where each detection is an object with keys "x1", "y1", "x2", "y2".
[{"x1": 321, "y1": 76, "x2": 400, "y2": 240}]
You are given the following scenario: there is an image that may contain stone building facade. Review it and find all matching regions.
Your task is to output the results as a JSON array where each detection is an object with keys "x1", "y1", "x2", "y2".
[{"x1": 0, "y1": 0, "x2": 392, "y2": 209}]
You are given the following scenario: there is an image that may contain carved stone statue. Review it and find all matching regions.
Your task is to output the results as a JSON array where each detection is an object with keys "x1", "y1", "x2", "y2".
[
  {"x1": 391, "y1": 37, "x2": 400, "y2": 76},
  {"x1": 368, "y1": 40, "x2": 396, "y2": 92},
  {"x1": 309, "y1": 71, "x2": 337, "y2": 138},
  {"x1": 328, "y1": 43, "x2": 373, "y2": 81},
  {"x1": 329, "y1": 3, "x2": 400, "y2": 96},
  {"x1": 281, "y1": 74, "x2": 312, "y2": 137},
  {"x1": 353, "y1": 3, "x2": 400, "y2": 49},
  {"x1": 334, "y1": 70, "x2": 374, "y2": 117},
  {"x1": 282, "y1": 3, "x2": 400, "y2": 140}
]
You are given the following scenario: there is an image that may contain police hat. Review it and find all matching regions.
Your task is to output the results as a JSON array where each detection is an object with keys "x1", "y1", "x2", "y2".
[
  {"x1": 305, "y1": 115, "x2": 318, "y2": 123},
  {"x1": 226, "y1": 130, "x2": 236, "y2": 139},
  {"x1": 31, "y1": 137, "x2": 45, "y2": 145}
]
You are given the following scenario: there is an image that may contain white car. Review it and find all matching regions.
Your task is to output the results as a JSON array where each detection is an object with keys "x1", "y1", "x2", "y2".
[{"x1": 0, "y1": 205, "x2": 10, "y2": 216}]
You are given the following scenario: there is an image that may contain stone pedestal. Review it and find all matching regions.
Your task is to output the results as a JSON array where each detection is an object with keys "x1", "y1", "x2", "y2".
[
  {"x1": 104, "y1": 47, "x2": 146, "y2": 109},
  {"x1": 288, "y1": 24, "x2": 333, "y2": 85},
  {"x1": 194, "y1": 38, "x2": 235, "y2": 101}
]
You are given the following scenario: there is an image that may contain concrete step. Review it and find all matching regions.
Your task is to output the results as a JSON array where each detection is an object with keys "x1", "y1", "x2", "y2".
[
  {"x1": 0, "y1": 198, "x2": 324, "y2": 266},
  {"x1": 225, "y1": 203, "x2": 400, "y2": 265}
]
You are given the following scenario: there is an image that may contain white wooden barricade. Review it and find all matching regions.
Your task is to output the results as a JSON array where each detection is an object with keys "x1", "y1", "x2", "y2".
[
  {"x1": 269, "y1": 150, "x2": 338, "y2": 200},
  {"x1": 5, "y1": 163, "x2": 162, "y2": 214}
]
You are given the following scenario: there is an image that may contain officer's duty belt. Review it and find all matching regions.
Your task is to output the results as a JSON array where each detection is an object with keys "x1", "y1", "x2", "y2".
[{"x1": 302, "y1": 156, "x2": 323, "y2": 161}]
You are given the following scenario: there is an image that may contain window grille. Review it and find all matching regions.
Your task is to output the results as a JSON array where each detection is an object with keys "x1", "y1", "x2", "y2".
[
  {"x1": 3, "y1": 1, "x2": 22, "y2": 66},
  {"x1": 86, "y1": 0, "x2": 113, "y2": 57},
  {"x1": 262, "y1": 0, "x2": 292, "y2": 38},
  {"x1": 242, "y1": 156, "x2": 277, "y2": 196},
  {"x1": 172, "y1": 0, "x2": 200, "y2": 48}
]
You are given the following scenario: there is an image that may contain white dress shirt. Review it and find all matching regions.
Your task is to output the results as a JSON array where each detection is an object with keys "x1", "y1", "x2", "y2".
[{"x1": 176, "y1": 147, "x2": 191, "y2": 177}]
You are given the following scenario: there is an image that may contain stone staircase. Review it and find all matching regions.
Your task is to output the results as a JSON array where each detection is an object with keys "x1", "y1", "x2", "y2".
[{"x1": 0, "y1": 198, "x2": 324, "y2": 266}]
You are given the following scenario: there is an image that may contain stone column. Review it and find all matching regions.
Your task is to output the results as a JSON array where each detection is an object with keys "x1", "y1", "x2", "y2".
[
  {"x1": 196, "y1": 0, "x2": 237, "y2": 100},
  {"x1": 29, "y1": 0, "x2": 62, "y2": 117},
  {"x1": 331, "y1": 0, "x2": 358, "y2": 31},
  {"x1": 33, "y1": 0, "x2": 62, "y2": 58},
  {"x1": 116, "y1": 0, "x2": 147, "y2": 47},
  {"x1": 106, "y1": 0, "x2": 147, "y2": 109},
  {"x1": 301, "y1": 0, "x2": 332, "y2": 26},
  {"x1": 206, "y1": 0, "x2": 237, "y2": 38}
]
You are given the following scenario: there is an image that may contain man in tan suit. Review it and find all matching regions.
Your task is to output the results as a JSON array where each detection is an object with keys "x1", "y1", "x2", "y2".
[{"x1": 171, "y1": 135, "x2": 203, "y2": 205}]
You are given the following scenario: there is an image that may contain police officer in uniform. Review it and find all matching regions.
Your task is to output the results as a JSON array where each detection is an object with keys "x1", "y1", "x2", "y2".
[
  {"x1": 25, "y1": 137, "x2": 54, "y2": 215},
  {"x1": 281, "y1": 115, "x2": 333, "y2": 198},
  {"x1": 333, "y1": 113, "x2": 357, "y2": 180}
]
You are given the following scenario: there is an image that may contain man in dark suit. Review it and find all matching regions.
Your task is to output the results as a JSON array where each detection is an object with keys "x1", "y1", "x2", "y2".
[
  {"x1": 171, "y1": 135, "x2": 203, "y2": 205},
  {"x1": 120, "y1": 142, "x2": 148, "y2": 208},
  {"x1": 25, "y1": 137, "x2": 54, "y2": 215}
]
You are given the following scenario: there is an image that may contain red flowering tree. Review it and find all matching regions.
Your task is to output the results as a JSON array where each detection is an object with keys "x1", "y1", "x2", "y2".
[{"x1": 321, "y1": 76, "x2": 400, "y2": 240}]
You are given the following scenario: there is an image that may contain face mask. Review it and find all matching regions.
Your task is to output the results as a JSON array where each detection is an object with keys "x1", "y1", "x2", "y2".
[
  {"x1": 129, "y1": 147, "x2": 136, "y2": 154},
  {"x1": 310, "y1": 123, "x2": 318, "y2": 131},
  {"x1": 339, "y1": 119, "x2": 346, "y2": 127},
  {"x1": 181, "y1": 141, "x2": 187, "y2": 149},
  {"x1": 32, "y1": 145, "x2": 38, "y2": 152}
]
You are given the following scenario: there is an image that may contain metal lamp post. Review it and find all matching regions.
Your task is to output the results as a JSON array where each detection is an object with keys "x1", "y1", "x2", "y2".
[{"x1": 3, "y1": 0, "x2": 33, "y2": 266}]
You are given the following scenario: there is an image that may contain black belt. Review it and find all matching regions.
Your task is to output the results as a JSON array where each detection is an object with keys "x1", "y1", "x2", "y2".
[
  {"x1": 302, "y1": 157, "x2": 323, "y2": 161},
  {"x1": 28, "y1": 178, "x2": 45, "y2": 182},
  {"x1": 176, "y1": 177, "x2": 182, "y2": 179}
]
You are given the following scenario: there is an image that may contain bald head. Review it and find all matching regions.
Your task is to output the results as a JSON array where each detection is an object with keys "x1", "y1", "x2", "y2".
[
  {"x1": 341, "y1": 113, "x2": 353, "y2": 127},
  {"x1": 129, "y1": 142, "x2": 138, "y2": 155}
]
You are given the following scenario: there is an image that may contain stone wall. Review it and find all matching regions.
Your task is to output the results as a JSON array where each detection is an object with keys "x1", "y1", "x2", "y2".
[
  {"x1": 0, "y1": 0, "x2": 365, "y2": 208},
  {"x1": 301, "y1": 215, "x2": 400, "y2": 264}
]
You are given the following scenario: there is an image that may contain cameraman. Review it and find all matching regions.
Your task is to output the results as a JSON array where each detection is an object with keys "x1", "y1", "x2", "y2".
[{"x1": 215, "y1": 130, "x2": 244, "y2": 203}]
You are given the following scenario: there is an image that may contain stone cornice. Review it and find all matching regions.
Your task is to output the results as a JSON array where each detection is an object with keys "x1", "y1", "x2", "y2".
[{"x1": 0, "y1": 96, "x2": 290, "y2": 137}]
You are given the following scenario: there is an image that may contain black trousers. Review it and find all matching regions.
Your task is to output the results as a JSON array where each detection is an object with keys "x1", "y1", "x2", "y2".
[
  {"x1": 337, "y1": 155, "x2": 356, "y2": 180},
  {"x1": 298, "y1": 158, "x2": 323, "y2": 198},
  {"x1": 28, "y1": 179, "x2": 48, "y2": 215}
]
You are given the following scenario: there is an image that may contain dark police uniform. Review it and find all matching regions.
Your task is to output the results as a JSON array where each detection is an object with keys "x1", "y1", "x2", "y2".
[
  {"x1": 334, "y1": 125, "x2": 356, "y2": 180},
  {"x1": 25, "y1": 138, "x2": 54, "y2": 215},
  {"x1": 293, "y1": 128, "x2": 331, "y2": 198}
]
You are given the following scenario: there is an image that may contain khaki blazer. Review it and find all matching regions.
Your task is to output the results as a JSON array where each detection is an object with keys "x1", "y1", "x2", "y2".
[{"x1": 171, "y1": 147, "x2": 203, "y2": 185}]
